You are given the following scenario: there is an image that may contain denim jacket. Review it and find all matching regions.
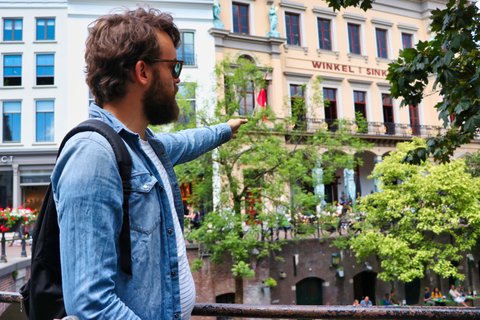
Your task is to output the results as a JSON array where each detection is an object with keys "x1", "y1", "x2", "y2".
[{"x1": 51, "y1": 104, "x2": 231, "y2": 320}]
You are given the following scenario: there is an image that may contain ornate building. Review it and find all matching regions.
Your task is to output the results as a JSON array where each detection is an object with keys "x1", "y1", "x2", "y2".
[{"x1": 209, "y1": 0, "x2": 480, "y2": 203}]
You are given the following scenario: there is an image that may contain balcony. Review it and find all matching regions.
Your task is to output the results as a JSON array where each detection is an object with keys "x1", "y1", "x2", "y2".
[{"x1": 290, "y1": 118, "x2": 449, "y2": 138}]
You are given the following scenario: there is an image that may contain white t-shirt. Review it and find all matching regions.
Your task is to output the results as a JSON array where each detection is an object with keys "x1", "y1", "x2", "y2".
[{"x1": 141, "y1": 139, "x2": 196, "y2": 320}]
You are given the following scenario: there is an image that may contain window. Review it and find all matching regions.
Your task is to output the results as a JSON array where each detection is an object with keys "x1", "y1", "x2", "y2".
[
  {"x1": 402, "y1": 33, "x2": 413, "y2": 49},
  {"x1": 177, "y1": 84, "x2": 196, "y2": 125},
  {"x1": 239, "y1": 81, "x2": 255, "y2": 116},
  {"x1": 177, "y1": 32, "x2": 195, "y2": 65},
  {"x1": 36, "y1": 100, "x2": 54, "y2": 142},
  {"x1": 291, "y1": 84, "x2": 306, "y2": 130},
  {"x1": 376, "y1": 28, "x2": 388, "y2": 58},
  {"x1": 36, "y1": 54, "x2": 54, "y2": 85},
  {"x1": 3, "y1": 19, "x2": 22, "y2": 41},
  {"x1": 409, "y1": 105, "x2": 420, "y2": 136},
  {"x1": 323, "y1": 88, "x2": 337, "y2": 131},
  {"x1": 382, "y1": 94, "x2": 394, "y2": 135},
  {"x1": 3, "y1": 101, "x2": 21, "y2": 143},
  {"x1": 36, "y1": 18, "x2": 55, "y2": 40},
  {"x1": 347, "y1": 23, "x2": 361, "y2": 54},
  {"x1": 232, "y1": 3, "x2": 249, "y2": 34},
  {"x1": 3, "y1": 55, "x2": 22, "y2": 86},
  {"x1": 354, "y1": 91, "x2": 367, "y2": 120},
  {"x1": 317, "y1": 18, "x2": 331, "y2": 50},
  {"x1": 244, "y1": 169, "x2": 263, "y2": 225},
  {"x1": 285, "y1": 13, "x2": 301, "y2": 46}
]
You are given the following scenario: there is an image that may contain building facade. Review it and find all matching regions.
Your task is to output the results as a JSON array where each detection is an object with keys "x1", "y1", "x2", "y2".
[
  {"x1": 210, "y1": 0, "x2": 480, "y2": 204},
  {"x1": 0, "y1": 0, "x2": 216, "y2": 210}
]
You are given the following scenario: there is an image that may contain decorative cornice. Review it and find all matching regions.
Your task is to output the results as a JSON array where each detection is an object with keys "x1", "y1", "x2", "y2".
[
  {"x1": 348, "y1": 79, "x2": 373, "y2": 85},
  {"x1": 371, "y1": 18, "x2": 394, "y2": 27},
  {"x1": 284, "y1": 71, "x2": 313, "y2": 79},
  {"x1": 397, "y1": 22, "x2": 419, "y2": 31},
  {"x1": 342, "y1": 12, "x2": 367, "y2": 22},
  {"x1": 279, "y1": 0, "x2": 307, "y2": 11},
  {"x1": 209, "y1": 28, "x2": 286, "y2": 58},
  {"x1": 312, "y1": 6, "x2": 338, "y2": 16}
]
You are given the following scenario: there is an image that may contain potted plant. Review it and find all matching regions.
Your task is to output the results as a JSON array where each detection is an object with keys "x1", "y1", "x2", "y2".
[
  {"x1": 263, "y1": 277, "x2": 277, "y2": 294},
  {"x1": 337, "y1": 267, "x2": 344, "y2": 277},
  {"x1": 0, "y1": 206, "x2": 37, "y2": 232}
]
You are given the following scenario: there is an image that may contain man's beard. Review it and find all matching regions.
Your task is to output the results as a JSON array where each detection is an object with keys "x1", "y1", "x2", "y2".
[{"x1": 142, "y1": 69, "x2": 179, "y2": 126}]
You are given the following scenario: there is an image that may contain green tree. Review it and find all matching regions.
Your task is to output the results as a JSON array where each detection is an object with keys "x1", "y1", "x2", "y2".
[
  {"x1": 342, "y1": 138, "x2": 480, "y2": 305},
  {"x1": 171, "y1": 56, "x2": 372, "y2": 303}
]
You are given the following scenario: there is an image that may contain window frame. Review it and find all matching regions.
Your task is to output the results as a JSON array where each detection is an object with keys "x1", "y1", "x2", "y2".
[
  {"x1": 36, "y1": 18, "x2": 55, "y2": 41},
  {"x1": 238, "y1": 80, "x2": 255, "y2": 117},
  {"x1": 401, "y1": 32, "x2": 413, "y2": 50},
  {"x1": 290, "y1": 83, "x2": 306, "y2": 130},
  {"x1": 323, "y1": 87, "x2": 338, "y2": 131},
  {"x1": 347, "y1": 23, "x2": 361, "y2": 55},
  {"x1": 36, "y1": 53, "x2": 55, "y2": 86},
  {"x1": 314, "y1": 9, "x2": 338, "y2": 56},
  {"x1": 35, "y1": 100, "x2": 55, "y2": 142},
  {"x1": 409, "y1": 105, "x2": 421, "y2": 136},
  {"x1": 2, "y1": 100, "x2": 21, "y2": 143},
  {"x1": 285, "y1": 12, "x2": 301, "y2": 46},
  {"x1": 382, "y1": 93, "x2": 395, "y2": 135},
  {"x1": 3, "y1": 18, "x2": 23, "y2": 41},
  {"x1": 317, "y1": 18, "x2": 332, "y2": 51},
  {"x1": 398, "y1": 23, "x2": 418, "y2": 55},
  {"x1": 177, "y1": 31, "x2": 195, "y2": 66},
  {"x1": 371, "y1": 19, "x2": 393, "y2": 60},
  {"x1": 353, "y1": 90, "x2": 367, "y2": 121},
  {"x1": 375, "y1": 28, "x2": 388, "y2": 59},
  {"x1": 3, "y1": 54, "x2": 22, "y2": 87},
  {"x1": 232, "y1": 2, "x2": 250, "y2": 35}
]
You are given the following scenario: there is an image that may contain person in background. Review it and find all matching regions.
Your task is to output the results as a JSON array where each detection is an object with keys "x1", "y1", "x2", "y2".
[
  {"x1": 360, "y1": 296, "x2": 372, "y2": 307},
  {"x1": 382, "y1": 293, "x2": 392, "y2": 306},
  {"x1": 353, "y1": 299, "x2": 360, "y2": 306},
  {"x1": 390, "y1": 289, "x2": 400, "y2": 305},
  {"x1": 432, "y1": 287, "x2": 445, "y2": 306},
  {"x1": 424, "y1": 287, "x2": 435, "y2": 305},
  {"x1": 449, "y1": 284, "x2": 469, "y2": 307}
]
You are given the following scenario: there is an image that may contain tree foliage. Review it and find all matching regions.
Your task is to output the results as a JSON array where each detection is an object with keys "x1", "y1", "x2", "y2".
[
  {"x1": 387, "y1": 0, "x2": 480, "y2": 164},
  {"x1": 343, "y1": 138, "x2": 480, "y2": 305},
  {"x1": 171, "y1": 56, "x2": 372, "y2": 303}
]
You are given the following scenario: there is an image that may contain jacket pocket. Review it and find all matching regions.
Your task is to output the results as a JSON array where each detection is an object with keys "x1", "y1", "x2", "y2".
[{"x1": 128, "y1": 172, "x2": 161, "y2": 235}]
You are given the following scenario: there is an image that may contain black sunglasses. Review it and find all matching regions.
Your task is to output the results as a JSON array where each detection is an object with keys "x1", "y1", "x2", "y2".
[{"x1": 152, "y1": 59, "x2": 184, "y2": 79}]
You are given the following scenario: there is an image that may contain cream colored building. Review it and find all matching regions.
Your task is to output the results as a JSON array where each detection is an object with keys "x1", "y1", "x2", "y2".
[{"x1": 210, "y1": 0, "x2": 480, "y2": 203}]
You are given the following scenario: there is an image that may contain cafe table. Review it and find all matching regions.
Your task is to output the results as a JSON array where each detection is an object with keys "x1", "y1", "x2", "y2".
[{"x1": 431, "y1": 298, "x2": 454, "y2": 306}]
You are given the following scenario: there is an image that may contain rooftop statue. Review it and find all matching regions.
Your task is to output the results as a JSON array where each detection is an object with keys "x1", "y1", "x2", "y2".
[
  {"x1": 213, "y1": 0, "x2": 224, "y2": 29},
  {"x1": 267, "y1": 4, "x2": 280, "y2": 37}
]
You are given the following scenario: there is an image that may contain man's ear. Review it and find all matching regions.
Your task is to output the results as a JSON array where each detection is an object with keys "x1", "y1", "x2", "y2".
[{"x1": 132, "y1": 60, "x2": 150, "y2": 86}]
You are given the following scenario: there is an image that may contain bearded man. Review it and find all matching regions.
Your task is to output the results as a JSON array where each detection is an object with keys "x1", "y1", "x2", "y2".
[{"x1": 52, "y1": 7, "x2": 246, "y2": 320}]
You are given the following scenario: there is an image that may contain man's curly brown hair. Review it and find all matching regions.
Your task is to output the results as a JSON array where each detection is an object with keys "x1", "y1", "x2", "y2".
[{"x1": 85, "y1": 7, "x2": 180, "y2": 107}]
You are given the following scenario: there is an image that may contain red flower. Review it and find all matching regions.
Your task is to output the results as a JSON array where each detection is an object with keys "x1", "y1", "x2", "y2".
[{"x1": 24, "y1": 218, "x2": 28, "y2": 221}]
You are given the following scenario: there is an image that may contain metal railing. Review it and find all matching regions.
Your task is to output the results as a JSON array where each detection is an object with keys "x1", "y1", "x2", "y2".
[
  {"x1": 1, "y1": 292, "x2": 480, "y2": 319},
  {"x1": 287, "y1": 118, "x2": 450, "y2": 139}
]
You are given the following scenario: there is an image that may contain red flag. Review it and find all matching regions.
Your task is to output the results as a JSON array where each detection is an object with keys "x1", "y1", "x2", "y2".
[
  {"x1": 257, "y1": 89, "x2": 266, "y2": 107},
  {"x1": 257, "y1": 72, "x2": 268, "y2": 121}
]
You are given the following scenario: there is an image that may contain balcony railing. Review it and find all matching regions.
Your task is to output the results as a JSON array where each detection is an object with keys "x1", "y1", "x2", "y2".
[
  {"x1": 0, "y1": 292, "x2": 479, "y2": 319},
  {"x1": 287, "y1": 118, "x2": 450, "y2": 139}
]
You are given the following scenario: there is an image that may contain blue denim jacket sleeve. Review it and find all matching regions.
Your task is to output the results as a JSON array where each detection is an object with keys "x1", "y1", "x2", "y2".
[
  {"x1": 51, "y1": 131, "x2": 141, "y2": 320},
  {"x1": 156, "y1": 123, "x2": 232, "y2": 166}
]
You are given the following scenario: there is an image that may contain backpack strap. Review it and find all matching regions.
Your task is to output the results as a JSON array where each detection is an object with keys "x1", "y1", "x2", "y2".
[{"x1": 60, "y1": 119, "x2": 133, "y2": 275}]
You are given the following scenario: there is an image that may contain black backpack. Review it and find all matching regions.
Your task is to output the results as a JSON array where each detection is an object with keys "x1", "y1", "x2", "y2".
[{"x1": 20, "y1": 119, "x2": 133, "y2": 320}]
